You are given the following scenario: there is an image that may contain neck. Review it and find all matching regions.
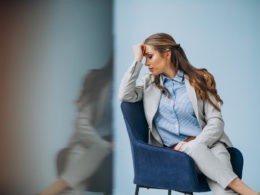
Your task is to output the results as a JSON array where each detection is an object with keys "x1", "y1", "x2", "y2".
[{"x1": 163, "y1": 65, "x2": 177, "y2": 78}]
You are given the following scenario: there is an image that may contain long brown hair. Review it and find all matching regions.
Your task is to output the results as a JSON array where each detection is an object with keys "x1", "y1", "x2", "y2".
[
  {"x1": 144, "y1": 33, "x2": 223, "y2": 111},
  {"x1": 76, "y1": 57, "x2": 113, "y2": 112}
]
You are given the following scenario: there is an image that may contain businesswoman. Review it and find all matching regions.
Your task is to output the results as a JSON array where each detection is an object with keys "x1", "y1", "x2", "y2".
[
  {"x1": 119, "y1": 33, "x2": 259, "y2": 195},
  {"x1": 40, "y1": 60, "x2": 113, "y2": 195}
]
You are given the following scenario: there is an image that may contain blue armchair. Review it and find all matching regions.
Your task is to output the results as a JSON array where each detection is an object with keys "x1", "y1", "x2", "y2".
[{"x1": 121, "y1": 101, "x2": 243, "y2": 195}]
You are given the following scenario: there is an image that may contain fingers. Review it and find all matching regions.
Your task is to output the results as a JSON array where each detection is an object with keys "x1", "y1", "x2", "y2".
[
  {"x1": 141, "y1": 44, "x2": 146, "y2": 54},
  {"x1": 174, "y1": 141, "x2": 186, "y2": 151},
  {"x1": 133, "y1": 43, "x2": 145, "y2": 62}
]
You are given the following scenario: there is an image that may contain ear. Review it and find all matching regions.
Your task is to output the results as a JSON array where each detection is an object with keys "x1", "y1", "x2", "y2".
[{"x1": 164, "y1": 49, "x2": 171, "y2": 60}]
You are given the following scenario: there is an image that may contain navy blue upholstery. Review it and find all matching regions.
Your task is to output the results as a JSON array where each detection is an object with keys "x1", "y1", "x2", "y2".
[{"x1": 121, "y1": 101, "x2": 243, "y2": 194}]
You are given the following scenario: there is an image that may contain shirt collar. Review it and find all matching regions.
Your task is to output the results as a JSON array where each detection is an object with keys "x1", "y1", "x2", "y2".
[{"x1": 162, "y1": 70, "x2": 185, "y2": 84}]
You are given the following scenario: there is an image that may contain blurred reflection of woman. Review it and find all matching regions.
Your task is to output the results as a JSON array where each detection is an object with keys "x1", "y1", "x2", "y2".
[{"x1": 40, "y1": 59, "x2": 113, "y2": 195}]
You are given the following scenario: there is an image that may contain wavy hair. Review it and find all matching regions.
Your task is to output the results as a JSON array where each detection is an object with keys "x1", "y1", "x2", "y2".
[
  {"x1": 144, "y1": 33, "x2": 223, "y2": 111},
  {"x1": 76, "y1": 57, "x2": 113, "y2": 112}
]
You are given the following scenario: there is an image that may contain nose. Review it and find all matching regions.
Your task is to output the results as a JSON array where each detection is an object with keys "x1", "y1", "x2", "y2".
[{"x1": 145, "y1": 58, "x2": 149, "y2": 66}]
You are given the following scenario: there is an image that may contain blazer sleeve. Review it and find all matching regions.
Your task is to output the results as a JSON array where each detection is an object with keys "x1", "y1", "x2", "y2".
[
  {"x1": 195, "y1": 94, "x2": 225, "y2": 148},
  {"x1": 118, "y1": 60, "x2": 144, "y2": 102}
]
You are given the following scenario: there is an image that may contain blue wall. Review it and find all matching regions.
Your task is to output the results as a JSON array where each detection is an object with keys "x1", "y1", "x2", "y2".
[{"x1": 114, "y1": 1, "x2": 260, "y2": 194}]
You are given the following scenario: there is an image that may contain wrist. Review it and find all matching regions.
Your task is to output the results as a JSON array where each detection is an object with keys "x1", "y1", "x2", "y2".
[{"x1": 134, "y1": 57, "x2": 142, "y2": 62}]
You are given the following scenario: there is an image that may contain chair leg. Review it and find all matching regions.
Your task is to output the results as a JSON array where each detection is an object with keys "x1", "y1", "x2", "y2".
[
  {"x1": 168, "y1": 189, "x2": 171, "y2": 195},
  {"x1": 135, "y1": 185, "x2": 139, "y2": 195}
]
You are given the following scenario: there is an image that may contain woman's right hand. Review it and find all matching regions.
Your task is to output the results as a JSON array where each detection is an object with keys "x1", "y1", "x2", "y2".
[{"x1": 133, "y1": 44, "x2": 145, "y2": 62}]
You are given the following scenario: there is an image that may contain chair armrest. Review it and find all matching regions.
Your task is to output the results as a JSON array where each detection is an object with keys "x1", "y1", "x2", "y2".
[{"x1": 131, "y1": 141, "x2": 200, "y2": 190}]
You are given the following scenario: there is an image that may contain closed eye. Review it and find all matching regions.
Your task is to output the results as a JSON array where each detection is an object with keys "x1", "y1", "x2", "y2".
[{"x1": 146, "y1": 54, "x2": 153, "y2": 59}]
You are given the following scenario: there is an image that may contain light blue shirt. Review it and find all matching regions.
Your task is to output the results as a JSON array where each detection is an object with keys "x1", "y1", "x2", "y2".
[{"x1": 153, "y1": 70, "x2": 202, "y2": 147}]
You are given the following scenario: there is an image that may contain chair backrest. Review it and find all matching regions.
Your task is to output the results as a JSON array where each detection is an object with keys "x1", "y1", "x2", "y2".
[{"x1": 121, "y1": 101, "x2": 148, "y2": 143}]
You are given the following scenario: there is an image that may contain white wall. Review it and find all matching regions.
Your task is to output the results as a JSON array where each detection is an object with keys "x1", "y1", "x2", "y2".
[{"x1": 113, "y1": 0, "x2": 260, "y2": 194}]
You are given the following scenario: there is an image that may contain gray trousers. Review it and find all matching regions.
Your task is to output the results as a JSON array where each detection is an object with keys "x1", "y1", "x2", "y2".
[{"x1": 180, "y1": 141, "x2": 238, "y2": 195}]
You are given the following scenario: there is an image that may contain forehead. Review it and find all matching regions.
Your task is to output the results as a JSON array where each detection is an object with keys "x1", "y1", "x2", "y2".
[{"x1": 144, "y1": 45, "x2": 156, "y2": 53}]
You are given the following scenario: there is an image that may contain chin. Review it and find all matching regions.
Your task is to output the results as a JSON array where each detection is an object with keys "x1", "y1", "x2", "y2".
[{"x1": 151, "y1": 72, "x2": 159, "y2": 76}]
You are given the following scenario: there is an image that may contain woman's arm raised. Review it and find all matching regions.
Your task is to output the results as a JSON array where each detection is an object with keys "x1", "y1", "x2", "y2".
[{"x1": 118, "y1": 44, "x2": 145, "y2": 102}]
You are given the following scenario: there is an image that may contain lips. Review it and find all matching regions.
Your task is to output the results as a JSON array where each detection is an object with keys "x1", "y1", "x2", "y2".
[{"x1": 149, "y1": 67, "x2": 153, "y2": 71}]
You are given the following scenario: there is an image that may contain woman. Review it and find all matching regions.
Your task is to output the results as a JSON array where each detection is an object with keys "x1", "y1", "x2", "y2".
[
  {"x1": 119, "y1": 33, "x2": 259, "y2": 195},
  {"x1": 40, "y1": 60, "x2": 113, "y2": 195}
]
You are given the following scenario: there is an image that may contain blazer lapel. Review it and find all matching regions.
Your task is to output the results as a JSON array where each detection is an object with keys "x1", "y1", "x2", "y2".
[
  {"x1": 184, "y1": 76, "x2": 199, "y2": 119},
  {"x1": 145, "y1": 74, "x2": 199, "y2": 125},
  {"x1": 143, "y1": 76, "x2": 162, "y2": 127}
]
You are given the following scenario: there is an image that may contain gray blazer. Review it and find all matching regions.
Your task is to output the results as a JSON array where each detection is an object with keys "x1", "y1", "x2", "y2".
[{"x1": 119, "y1": 61, "x2": 233, "y2": 148}]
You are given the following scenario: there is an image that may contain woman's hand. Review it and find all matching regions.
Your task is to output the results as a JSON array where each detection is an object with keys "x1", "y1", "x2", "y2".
[
  {"x1": 173, "y1": 141, "x2": 187, "y2": 151},
  {"x1": 133, "y1": 44, "x2": 145, "y2": 62}
]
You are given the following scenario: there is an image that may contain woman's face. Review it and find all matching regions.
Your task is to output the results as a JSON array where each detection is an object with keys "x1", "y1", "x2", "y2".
[{"x1": 144, "y1": 45, "x2": 170, "y2": 76}]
